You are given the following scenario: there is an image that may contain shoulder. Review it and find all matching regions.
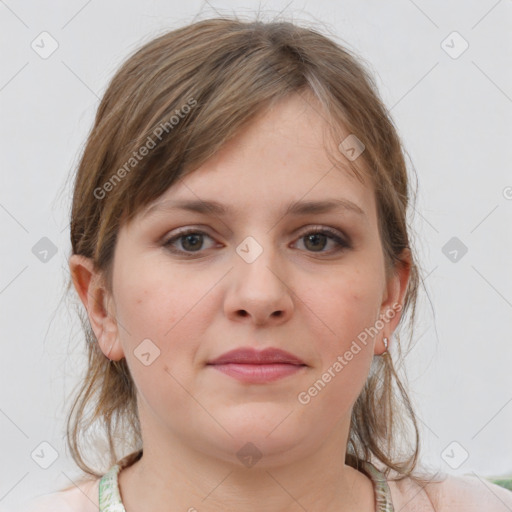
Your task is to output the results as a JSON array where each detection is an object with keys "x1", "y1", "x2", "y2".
[
  {"x1": 426, "y1": 473, "x2": 512, "y2": 512},
  {"x1": 388, "y1": 471, "x2": 512, "y2": 512},
  {"x1": 15, "y1": 478, "x2": 99, "y2": 512}
]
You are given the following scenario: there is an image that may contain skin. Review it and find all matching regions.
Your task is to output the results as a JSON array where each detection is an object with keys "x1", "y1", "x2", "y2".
[{"x1": 70, "y1": 91, "x2": 411, "y2": 512}]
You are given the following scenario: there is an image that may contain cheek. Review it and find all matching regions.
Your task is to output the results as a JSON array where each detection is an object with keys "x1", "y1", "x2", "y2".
[
  {"x1": 296, "y1": 292, "x2": 377, "y2": 421},
  {"x1": 303, "y1": 269, "x2": 382, "y2": 350},
  {"x1": 112, "y1": 261, "x2": 215, "y2": 386},
  {"x1": 113, "y1": 255, "x2": 206, "y2": 341},
  {"x1": 112, "y1": 273, "x2": 206, "y2": 423},
  {"x1": 296, "y1": 269, "x2": 382, "y2": 399}
]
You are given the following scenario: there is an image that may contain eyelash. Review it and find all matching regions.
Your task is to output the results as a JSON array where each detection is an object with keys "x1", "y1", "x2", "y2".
[{"x1": 162, "y1": 226, "x2": 351, "y2": 257}]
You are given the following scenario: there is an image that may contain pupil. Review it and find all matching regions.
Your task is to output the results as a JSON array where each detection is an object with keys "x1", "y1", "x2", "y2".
[
  {"x1": 305, "y1": 233, "x2": 326, "y2": 251},
  {"x1": 183, "y1": 234, "x2": 202, "y2": 251}
]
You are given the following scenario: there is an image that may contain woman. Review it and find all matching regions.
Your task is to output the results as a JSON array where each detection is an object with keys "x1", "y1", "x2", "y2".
[{"x1": 21, "y1": 15, "x2": 512, "y2": 512}]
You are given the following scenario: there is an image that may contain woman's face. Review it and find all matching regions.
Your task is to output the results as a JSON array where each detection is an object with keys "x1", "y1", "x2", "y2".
[{"x1": 76, "y1": 92, "x2": 409, "y2": 466}]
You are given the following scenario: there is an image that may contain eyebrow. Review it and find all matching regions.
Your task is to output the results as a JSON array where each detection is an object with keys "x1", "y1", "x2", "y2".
[{"x1": 142, "y1": 198, "x2": 366, "y2": 220}]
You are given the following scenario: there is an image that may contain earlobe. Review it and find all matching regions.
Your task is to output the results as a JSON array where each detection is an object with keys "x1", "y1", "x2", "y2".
[
  {"x1": 68, "y1": 254, "x2": 125, "y2": 361},
  {"x1": 376, "y1": 248, "x2": 412, "y2": 355}
]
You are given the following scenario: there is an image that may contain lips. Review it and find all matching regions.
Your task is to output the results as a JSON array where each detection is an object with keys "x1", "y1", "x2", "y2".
[
  {"x1": 207, "y1": 347, "x2": 306, "y2": 366},
  {"x1": 207, "y1": 347, "x2": 307, "y2": 383}
]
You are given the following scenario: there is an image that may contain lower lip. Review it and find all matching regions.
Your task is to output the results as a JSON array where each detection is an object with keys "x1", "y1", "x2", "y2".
[{"x1": 208, "y1": 363, "x2": 306, "y2": 383}]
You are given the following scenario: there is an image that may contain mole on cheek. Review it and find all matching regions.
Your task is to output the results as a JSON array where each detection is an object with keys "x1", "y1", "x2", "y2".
[{"x1": 136, "y1": 290, "x2": 149, "y2": 305}]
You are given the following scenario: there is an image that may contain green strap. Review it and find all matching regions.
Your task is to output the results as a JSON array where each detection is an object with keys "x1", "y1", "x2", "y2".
[
  {"x1": 361, "y1": 461, "x2": 395, "y2": 512},
  {"x1": 99, "y1": 464, "x2": 126, "y2": 512}
]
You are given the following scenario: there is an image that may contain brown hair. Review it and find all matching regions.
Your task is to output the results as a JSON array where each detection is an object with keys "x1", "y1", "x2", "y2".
[{"x1": 65, "y1": 14, "x2": 437, "y2": 487}]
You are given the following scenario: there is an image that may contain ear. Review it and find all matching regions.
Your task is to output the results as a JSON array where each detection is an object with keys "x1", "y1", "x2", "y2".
[
  {"x1": 68, "y1": 254, "x2": 125, "y2": 361},
  {"x1": 374, "y1": 248, "x2": 412, "y2": 355}
]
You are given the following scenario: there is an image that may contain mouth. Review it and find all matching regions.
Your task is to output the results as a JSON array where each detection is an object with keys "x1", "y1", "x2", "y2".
[
  {"x1": 206, "y1": 347, "x2": 307, "y2": 383},
  {"x1": 207, "y1": 347, "x2": 306, "y2": 365}
]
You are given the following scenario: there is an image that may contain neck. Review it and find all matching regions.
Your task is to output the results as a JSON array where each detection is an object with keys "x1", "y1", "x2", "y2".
[{"x1": 117, "y1": 419, "x2": 375, "y2": 512}]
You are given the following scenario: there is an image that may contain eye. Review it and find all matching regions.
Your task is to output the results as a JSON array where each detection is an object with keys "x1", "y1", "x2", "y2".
[
  {"x1": 162, "y1": 226, "x2": 351, "y2": 256},
  {"x1": 162, "y1": 229, "x2": 216, "y2": 255},
  {"x1": 293, "y1": 226, "x2": 351, "y2": 254}
]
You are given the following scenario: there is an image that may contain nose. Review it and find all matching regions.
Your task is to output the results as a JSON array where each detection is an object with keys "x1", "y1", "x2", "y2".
[{"x1": 223, "y1": 241, "x2": 294, "y2": 326}]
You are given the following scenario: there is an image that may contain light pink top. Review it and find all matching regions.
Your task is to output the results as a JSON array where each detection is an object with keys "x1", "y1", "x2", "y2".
[{"x1": 16, "y1": 469, "x2": 512, "y2": 511}]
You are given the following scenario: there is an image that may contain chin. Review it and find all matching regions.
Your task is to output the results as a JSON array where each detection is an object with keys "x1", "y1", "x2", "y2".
[{"x1": 192, "y1": 408, "x2": 315, "y2": 467}]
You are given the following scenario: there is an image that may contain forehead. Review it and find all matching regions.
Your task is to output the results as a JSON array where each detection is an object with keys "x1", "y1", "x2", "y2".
[{"x1": 138, "y1": 92, "x2": 376, "y2": 226}]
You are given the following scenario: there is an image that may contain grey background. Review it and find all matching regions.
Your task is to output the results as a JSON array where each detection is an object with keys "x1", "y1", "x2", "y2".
[{"x1": 1, "y1": 0, "x2": 511, "y2": 507}]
